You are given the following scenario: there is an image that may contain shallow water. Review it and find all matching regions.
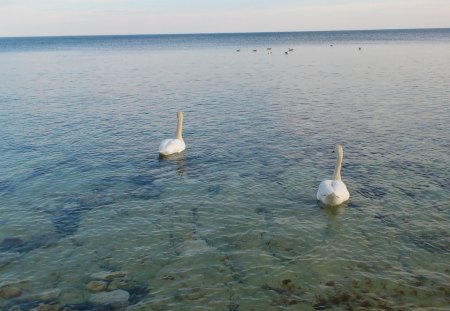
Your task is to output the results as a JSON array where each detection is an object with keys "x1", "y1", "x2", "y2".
[{"x1": 1, "y1": 30, "x2": 450, "y2": 310}]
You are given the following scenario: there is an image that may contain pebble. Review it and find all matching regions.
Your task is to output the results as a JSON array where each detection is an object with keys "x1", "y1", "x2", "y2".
[
  {"x1": 0, "y1": 285, "x2": 22, "y2": 299},
  {"x1": 107, "y1": 278, "x2": 128, "y2": 290},
  {"x1": 90, "y1": 271, "x2": 127, "y2": 281},
  {"x1": 89, "y1": 289, "x2": 130, "y2": 309},
  {"x1": 325, "y1": 280, "x2": 335, "y2": 287},
  {"x1": 86, "y1": 280, "x2": 107, "y2": 292},
  {"x1": 26, "y1": 288, "x2": 61, "y2": 302},
  {"x1": 176, "y1": 287, "x2": 206, "y2": 301},
  {"x1": 29, "y1": 303, "x2": 59, "y2": 311}
]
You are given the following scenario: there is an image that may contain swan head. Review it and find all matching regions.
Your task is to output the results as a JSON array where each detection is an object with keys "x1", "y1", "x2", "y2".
[{"x1": 333, "y1": 144, "x2": 343, "y2": 156}]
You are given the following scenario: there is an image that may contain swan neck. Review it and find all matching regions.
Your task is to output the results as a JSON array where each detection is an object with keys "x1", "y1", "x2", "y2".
[
  {"x1": 176, "y1": 112, "x2": 183, "y2": 140},
  {"x1": 332, "y1": 149, "x2": 343, "y2": 181}
]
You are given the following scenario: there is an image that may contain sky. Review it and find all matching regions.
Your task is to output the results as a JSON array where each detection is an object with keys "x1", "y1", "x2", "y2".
[{"x1": 0, "y1": 0, "x2": 449, "y2": 37}]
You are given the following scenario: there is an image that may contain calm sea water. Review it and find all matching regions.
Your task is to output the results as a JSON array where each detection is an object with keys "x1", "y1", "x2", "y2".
[{"x1": 1, "y1": 29, "x2": 449, "y2": 310}]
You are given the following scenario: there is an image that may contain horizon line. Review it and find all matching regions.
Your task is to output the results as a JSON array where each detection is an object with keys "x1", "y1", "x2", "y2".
[{"x1": 1, "y1": 27, "x2": 449, "y2": 39}]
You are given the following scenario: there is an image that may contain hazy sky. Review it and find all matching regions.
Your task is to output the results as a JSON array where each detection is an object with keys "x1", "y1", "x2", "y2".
[{"x1": 0, "y1": 0, "x2": 449, "y2": 37}]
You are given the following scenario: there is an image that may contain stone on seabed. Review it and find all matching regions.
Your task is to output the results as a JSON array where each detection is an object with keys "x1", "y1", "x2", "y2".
[
  {"x1": 86, "y1": 280, "x2": 107, "y2": 292},
  {"x1": 29, "y1": 303, "x2": 59, "y2": 311},
  {"x1": 90, "y1": 271, "x2": 127, "y2": 281},
  {"x1": 26, "y1": 289, "x2": 61, "y2": 301},
  {"x1": 0, "y1": 285, "x2": 22, "y2": 299},
  {"x1": 89, "y1": 289, "x2": 130, "y2": 308}
]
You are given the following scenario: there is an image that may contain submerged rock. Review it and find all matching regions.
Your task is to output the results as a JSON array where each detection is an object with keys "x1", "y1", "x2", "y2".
[
  {"x1": 86, "y1": 281, "x2": 107, "y2": 292},
  {"x1": 107, "y1": 278, "x2": 129, "y2": 291},
  {"x1": 0, "y1": 285, "x2": 22, "y2": 299},
  {"x1": 173, "y1": 287, "x2": 206, "y2": 302},
  {"x1": 89, "y1": 289, "x2": 130, "y2": 309},
  {"x1": 29, "y1": 303, "x2": 59, "y2": 311},
  {"x1": 60, "y1": 303, "x2": 94, "y2": 311},
  {"x1": 90, "y1": 271, "x2": 127, "y2": 281},
  {"x1": 26, "y1": 288, "x2": 61, "y2": 302}
]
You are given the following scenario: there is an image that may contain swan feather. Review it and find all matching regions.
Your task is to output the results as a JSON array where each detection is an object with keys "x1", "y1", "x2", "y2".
[{"x1": 158, "y1": 138, "x2": 185, "y2": 156}]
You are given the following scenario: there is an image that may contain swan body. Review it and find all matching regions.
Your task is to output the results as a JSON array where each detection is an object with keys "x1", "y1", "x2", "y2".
[
  {"x1": 316, "y1": 144, "x2": 350, "y2": 206},
  {"x1": 158, "y1": 138, "x2": 185, "y2": 156},
  {"x1": 317, "y1": 179, "x2": 349, "y2": 206},
  {"x1": 158, "y1": 112, "x2": 185, "y2": 156}
]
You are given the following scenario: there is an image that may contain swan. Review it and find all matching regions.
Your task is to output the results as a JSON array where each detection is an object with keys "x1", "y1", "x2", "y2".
[
  {"x1": 316, "y1": 144, "x2": 350, "y2": 206},
  {"x1": 158, "y1": 112, "x2": 186, "y2": 157}
]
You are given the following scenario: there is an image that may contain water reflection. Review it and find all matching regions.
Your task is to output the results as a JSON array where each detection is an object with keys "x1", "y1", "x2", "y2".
[
  {"x1": 159, "y1": 152, "x2": 186, "y2": 176},
  {"x1": 320, "y1": 202, "x2": 347, "y2": 217}
]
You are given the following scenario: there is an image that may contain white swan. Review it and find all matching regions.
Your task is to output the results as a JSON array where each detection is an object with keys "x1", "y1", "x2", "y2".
[
  {"x1": 158, "y1": 112, "x2": 186, "y2": 157},
  {"x1": 317, "y1": 144, "x2": 350, "y2": 206}
]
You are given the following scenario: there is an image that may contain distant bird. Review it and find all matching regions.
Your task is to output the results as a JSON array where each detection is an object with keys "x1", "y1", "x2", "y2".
[
  {"x1": 253, "y1": 49, "x2": 257, "y2": 52},
  {"x1": 330, "y1": 44, "x2": 333, "y2": 47},
  {"x1": 268, "y1": 51, "x2": 272, "y2": 55},
  {"x1": 288, "y1": 48, "x2": 294, "y2": 51},
  {"x1": 236, "y1": 49, "x2": 240, "y2": 52},
  {"x1": 158, "y1": 112, "x2": 186, "y2": 157},
  {"x1": 285, "y1": 51, "x2": 289, "y2": 55},
  {"x1": 316, "y1": 144, "x2": 350, "y2": 206},
  {"x1": 267, "y1": 47, "x2": 272, "y2": 50},
  {"x1": 358, "y1": 47, "x2": 362, "y2": 50}
]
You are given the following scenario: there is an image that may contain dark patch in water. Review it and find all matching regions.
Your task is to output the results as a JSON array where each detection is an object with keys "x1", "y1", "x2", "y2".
[
  {"x1": 374, "y1": 214, "x2": 399, "y2": 228},
  {"x1": 128, "y1": 188, "x2": 161, "y2": 200},
  {"x1": 0, "y1": 236, "x2": 57, "y2": 254},
  {"x1": 99, "y1": 175, "x2": 125, "y2": 185},
  {"x1": 208, "y1": 185, "x2": 221, "y2": 196},
  {"x1": 388, "y1": 159, "x2": 448, "y2": 190},
  {"x1": 262, "y1": 280, "x2": 305, "y2": 307},
  {"x1": 75, "y1": 194, "x2": 116, "y2": 209},
  {"x1": 130, "y1": 174, "x2": 155, "y2": 186},
  {"x1": 239, "y1": 172, "x2": 252, "y2": 178},
  {"x1": 51, "y1": 206, "x2": 85, "y2": 236},
  {"x1": 313, "y1": 292, "x2": 357, "y2": 310},
  {"x1": 0, "y1": 237, "x2": 25, "y2": 252},
  {"x1": 399, "y1": 188, "x2": 416, "y2": 199},
  {"x1": 347, "y1": 202, "x2": 360, "y2": 208},
  {"x1": 436, "y1": 177, "x2": 450, "y2": 190},
  {"x1": 61, "y1": 303, "x2": 96, "y2": 310},
  {"x1": 56, "y1": 155, "x2": 79, "y2": 168},
  {"x1": 408, "y1": 234, "x2": 450, "y2": 254},
  {"x1": 358, "y1": 186, "x2": 387, "y2": 199},
  {"x1": 127, "y1": 284, "x2": 150, "y2": 305},
  {"x1": 22, "y1": 167, "x2": 50, "y2": 182},
  {"x1": 6, "y1": 300, "x2": 42, "y2": 311},
  {"x1": 228, "y1": 302, "x2": 240, "y2": 311},
  {"x1": 0, "y1": 179, "x2": 15, "y2": 194}
]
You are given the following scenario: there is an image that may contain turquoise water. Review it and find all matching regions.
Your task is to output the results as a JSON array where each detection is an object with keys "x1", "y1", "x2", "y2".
[{"x1": 1, "y1": 30, "x2": 449, "y2": 310}]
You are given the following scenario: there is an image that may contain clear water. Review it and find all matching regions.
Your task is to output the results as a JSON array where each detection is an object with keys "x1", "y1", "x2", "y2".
[{"x1": 1, "y1": 30, "x2": 449, "y2": 310}]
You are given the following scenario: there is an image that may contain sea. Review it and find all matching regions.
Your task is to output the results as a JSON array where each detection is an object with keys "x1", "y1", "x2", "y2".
[{"x1": 0, "y1": 29, "x2": 449, "y2": 310}]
